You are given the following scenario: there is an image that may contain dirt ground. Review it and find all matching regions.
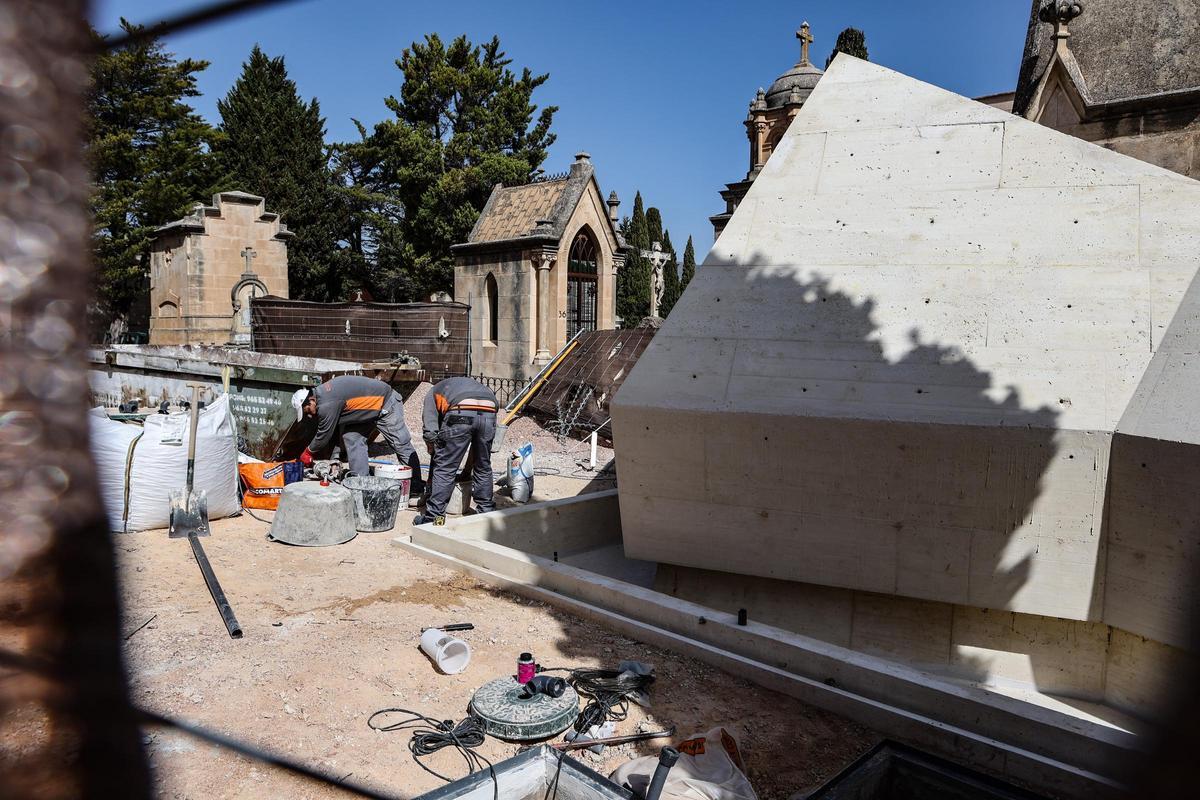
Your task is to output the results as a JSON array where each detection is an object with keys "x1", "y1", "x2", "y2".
[{"x1": 112, "y1": 475, "x2": 878, "y2": 799}]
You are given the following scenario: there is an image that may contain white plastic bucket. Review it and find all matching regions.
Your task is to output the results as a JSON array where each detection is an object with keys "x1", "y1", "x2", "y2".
[
  {"x1": 371, "y1": 463, "x2": 411, "y2": 505},
  {"x1": 420, "y1": 628, "x2": 471, "y2": 674}
]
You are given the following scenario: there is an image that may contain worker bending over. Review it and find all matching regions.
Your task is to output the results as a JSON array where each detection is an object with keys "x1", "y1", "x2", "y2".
[
  {"x1": 413, "y1": 376, "x2": 498, "y2": 526},
  {"x1": 292, "y1": 375, "x2": 422, "y2": 490}
]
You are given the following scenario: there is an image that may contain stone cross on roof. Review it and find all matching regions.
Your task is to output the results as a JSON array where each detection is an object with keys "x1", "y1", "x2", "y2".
[{"x1": 797, "y1": 21, "x2": 813, "y2": 66}]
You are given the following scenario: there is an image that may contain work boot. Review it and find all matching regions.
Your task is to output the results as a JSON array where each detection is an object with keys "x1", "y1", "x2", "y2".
[{"x1": 412, "y1": 513, "x2": 445, "y2": 526}]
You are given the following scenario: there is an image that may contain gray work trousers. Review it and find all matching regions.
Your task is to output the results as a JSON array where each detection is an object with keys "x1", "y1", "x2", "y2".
[
  {"x1": 340, "y1": 391, "x2": 422, "y2": 488},
  {"x1": 426, "y1": 410, "x2": 495, "y2": 518}
]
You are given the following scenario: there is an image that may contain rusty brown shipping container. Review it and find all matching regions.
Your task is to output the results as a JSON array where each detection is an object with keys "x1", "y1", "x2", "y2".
[{"x1": 251, "y1": 297, "x2": 470, "y2": 376}]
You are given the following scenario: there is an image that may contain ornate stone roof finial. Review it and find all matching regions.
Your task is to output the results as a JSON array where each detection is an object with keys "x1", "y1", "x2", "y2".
[
  {"x1": 1038, "y1": 1, "x2": 1084, "y2": 43},
  {"x1": 797, "y1": 21, "x2": 814, "y2": 66}
]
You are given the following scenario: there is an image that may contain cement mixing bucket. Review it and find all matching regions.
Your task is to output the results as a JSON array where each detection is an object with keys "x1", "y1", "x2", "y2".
[
  {"x1": 268, "y1": 482, "x2": 357, "y2": 546},
  {"x1": 342, "y1": 475, "x2": 403, "y2": 532}
]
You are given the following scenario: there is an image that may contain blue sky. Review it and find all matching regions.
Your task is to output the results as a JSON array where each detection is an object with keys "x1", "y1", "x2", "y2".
[{"x1": 92, "y1": 0, "x2": 1033, "y2": 258}]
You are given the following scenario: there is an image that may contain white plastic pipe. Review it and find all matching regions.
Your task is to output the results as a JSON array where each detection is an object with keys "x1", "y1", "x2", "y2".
[
  {"x1": 419, "y1": 628, "x2": 472, "y2": 674},
  {"x1": 590, "y1": 430, "x2": 598, "y2": 470}
]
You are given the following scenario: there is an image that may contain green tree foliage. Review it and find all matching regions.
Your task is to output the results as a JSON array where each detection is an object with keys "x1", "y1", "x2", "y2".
[
  {"x1": 616, "y1": 192, "x2": 651, "y2": 326},
  {"x1": 825, "y1": 28, "x2": 868, "y2": 69},
  {"x1": 645, "y1": 207, "x2": 664, "y2": 247},
  {"x1": 342, "y1": 33, "x2": 557, "y2": 300},
  {"x1": 681, "y1": 235, "x2": 697, "y2": 290},
  {"x1": 215, "y1": 46, "x2": 346, "y2": 301},
  {"x1": 87, "y1": 20, "x2": 220, "y2": 332},
  {"x1": 659, "y1": 229, "x2": 681, "y2": 318}
]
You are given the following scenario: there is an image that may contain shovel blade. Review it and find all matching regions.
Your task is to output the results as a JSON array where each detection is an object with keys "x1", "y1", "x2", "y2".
[
  {"x1": 490, "y1": 423, "x2": 509, "y2": 454},
  {"x1": 169, "y1": 488, "x2": 210, "y2": 538}
]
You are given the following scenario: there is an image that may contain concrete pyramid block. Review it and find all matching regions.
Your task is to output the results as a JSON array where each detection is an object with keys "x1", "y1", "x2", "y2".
[{"x1": 613, "y1": 56, "x2": 1200, "y2": 646}]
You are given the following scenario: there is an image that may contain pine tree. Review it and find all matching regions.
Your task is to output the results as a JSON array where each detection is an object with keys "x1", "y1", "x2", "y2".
[
  {"x1": 87, "y1": 20, "x2": 220, "y2": 334},
  {"x1": 825, "y1": 28, "x2": 868, "y2": 69},
  {"x1": 681, "y1": 235, "x2": 697, "y2": 291},
  {"x1": 215, "y1": 46, "x2": 345, "y2": 301},
  {"x1": 659, "y1": 229, "x2": 681, "y2": 318},
  {"x1": 342, "y1": 34, "x2": 557, "y2": 301},
  {"x1": 616, "y1": 192, "x2": 651, "y2": 326}
]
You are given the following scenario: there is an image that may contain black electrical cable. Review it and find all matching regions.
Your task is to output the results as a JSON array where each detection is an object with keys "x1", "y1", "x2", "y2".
[
  {"x1": 244, "y1": 507, "x2": 274, "y2": 524},
  {"x1": 562, "y1": 668, "x2": 656, "y2": 734},
  {"x1": 543, "y1": 747, "x2": 566, "y2": 800},
  {"x1": 366, "y1": 708, "x2": 497, "y2": 800}
]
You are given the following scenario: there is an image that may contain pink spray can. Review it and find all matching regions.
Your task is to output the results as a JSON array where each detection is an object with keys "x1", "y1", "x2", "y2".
[{"x1": 517, "y1": 652, "x2": 536, "y2": 684}]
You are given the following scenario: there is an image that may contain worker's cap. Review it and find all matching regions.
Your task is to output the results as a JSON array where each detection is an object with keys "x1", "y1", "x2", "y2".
[{"x1": 291, "y1": 388, "x2": 311, "y2": 422}]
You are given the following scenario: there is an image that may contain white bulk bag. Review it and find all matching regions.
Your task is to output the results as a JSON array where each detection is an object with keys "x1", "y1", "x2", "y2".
[
  {"x1": 88, "y1": 407, "x2": 143, "y2": 532},
  {"x1": 89, "y1": 394, "x2": 240, "y2": 532}
]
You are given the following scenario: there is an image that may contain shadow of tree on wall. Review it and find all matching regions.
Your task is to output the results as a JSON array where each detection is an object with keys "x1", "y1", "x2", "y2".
[{"x1": 641, "y1": 256, "x2": 1066, "y2": 690}]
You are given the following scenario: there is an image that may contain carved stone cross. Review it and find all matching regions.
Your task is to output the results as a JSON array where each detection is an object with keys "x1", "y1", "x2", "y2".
[
  {"x1": 797, "y1": 21, "x2": 813, "y2": 65},
  {"x1": 240, "y1": 246, "x2": 257, "y2": 276}
]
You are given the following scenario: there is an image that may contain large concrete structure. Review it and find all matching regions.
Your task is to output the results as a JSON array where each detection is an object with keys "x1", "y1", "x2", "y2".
[
  {"x1": 452, "y1": 153, "x2": 625, "y2": 382},
  {"x1": 613, "y1": 55, "x2": 1200, "y2": 724},
  {"x1": 148, "y1": 191, "x2": 291, "y2": 346},
  {"x1": 1014, "y1": 0, "x2": 1200, "y2": 179},
  {"x1": 710, "y1": 22, "x2": 824, "y2": 239}
]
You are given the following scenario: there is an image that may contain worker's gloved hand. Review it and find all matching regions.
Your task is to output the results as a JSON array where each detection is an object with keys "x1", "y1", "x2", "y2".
[{"x1": 299, "y1": 448, "x2": 314, "y2": 467}]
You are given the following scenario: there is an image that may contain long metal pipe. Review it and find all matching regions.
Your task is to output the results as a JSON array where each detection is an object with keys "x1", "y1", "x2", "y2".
[{"x1": 189, "y1": 535, "x2": 243, "y2": 639}]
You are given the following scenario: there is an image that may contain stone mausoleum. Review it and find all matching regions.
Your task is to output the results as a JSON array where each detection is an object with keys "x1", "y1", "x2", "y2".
[
  {"x1": 710, "y1": 22, "x2": 825, "y2": 239},
  {"x1": 148, "y1": 190, "x2": 291, "y2": 346},
  {"x1": 1014, "y1": 0, "x2": 1200, "y2": 180},
  {"x1": 452, "y1": 153, "x2": 626, "y2": 382}
]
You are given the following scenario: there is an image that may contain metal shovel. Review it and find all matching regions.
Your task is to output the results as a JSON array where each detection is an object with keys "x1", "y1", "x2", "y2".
[
  {"x1": 169, "y1": 384, "x2": 242, "y2": 639},
  {"x1": 169, "y1": 384, "x2": 210, "y2": 540}
]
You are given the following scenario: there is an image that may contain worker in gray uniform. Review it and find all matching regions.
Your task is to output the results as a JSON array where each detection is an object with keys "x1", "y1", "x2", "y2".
[
  {"x1": 291, "y1": 375, "x2": 423, "y2": 491},
  {"x1": 412, "y1": 376, "x2": 498, "y2": 526}
]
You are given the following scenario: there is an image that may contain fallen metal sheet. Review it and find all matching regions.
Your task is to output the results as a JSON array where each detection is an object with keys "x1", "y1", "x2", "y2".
[{"x1": 524, "y1": 329, "x2": 656, "y2": 440}]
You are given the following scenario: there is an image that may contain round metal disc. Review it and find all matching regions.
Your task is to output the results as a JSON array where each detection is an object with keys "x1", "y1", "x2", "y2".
[{"x1": 470, "y1": 677, "x2": 579, "y2": 741}]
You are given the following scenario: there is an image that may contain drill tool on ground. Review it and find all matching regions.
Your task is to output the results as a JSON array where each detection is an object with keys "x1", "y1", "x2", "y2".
[
  {"x1": 420, "y1": 623, "x2": 475, "y2": 633},
  {"x1": 169, "y1": 383, "x2": 242, "y2": 639},
  {"x1": 556, "y1": 725, "x2": 677, "y2": 753}
]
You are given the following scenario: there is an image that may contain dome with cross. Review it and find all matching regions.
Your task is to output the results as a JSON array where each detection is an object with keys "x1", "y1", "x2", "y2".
[{"x1": 765, "y1": 21, "x2": 825, "y2": 108}]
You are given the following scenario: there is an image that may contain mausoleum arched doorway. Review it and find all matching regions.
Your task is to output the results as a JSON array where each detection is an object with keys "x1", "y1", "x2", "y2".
[{"x1": 566, "y1": 231, "x2": 598, "y2": 339}]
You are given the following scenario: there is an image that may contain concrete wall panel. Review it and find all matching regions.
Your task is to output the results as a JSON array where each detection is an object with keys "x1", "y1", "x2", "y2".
[{"x1": 615, "y1": 57, "x2": 1200, "y2": 653}]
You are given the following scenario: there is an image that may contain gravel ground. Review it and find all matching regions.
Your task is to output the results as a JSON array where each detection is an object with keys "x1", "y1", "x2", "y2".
[
  {"x1": 1, "y1": 389, "x2": 877, "y2": 797},
  {"x1": 99, "y1": 509, "x2": 876, "y2": 800}
]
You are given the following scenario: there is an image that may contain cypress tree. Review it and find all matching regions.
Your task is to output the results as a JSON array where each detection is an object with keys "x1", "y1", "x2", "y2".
[
  {"x1": 215, "y1": 46, "x2": 344, "y2": 301},
  {"x1": 825, "y1": 28, "x2": 868, "y2": 69},
  {"x1": 616, "y1": 192, "x2": 651, "y2": 326},
  {"x1": 87, "y1": 20, "x2": 220, "y2": 335},
  {"x1": 659, "y1": 229, "x2": 681, "y2": 318},
  {"x1": 645, "y1": 207, "x2": 664, "y2": 247},
  {"x1": 681, "y1": 235, "x2": 697, "y2": 291}
]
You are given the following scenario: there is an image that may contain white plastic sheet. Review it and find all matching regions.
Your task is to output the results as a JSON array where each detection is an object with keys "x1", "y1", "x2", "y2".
[
  {"x1": 610, "y1": 727, "x2": 758, "y2": 800},
  {"x1": 89, "y1": 394, "x2": 240, "y2": 532}
]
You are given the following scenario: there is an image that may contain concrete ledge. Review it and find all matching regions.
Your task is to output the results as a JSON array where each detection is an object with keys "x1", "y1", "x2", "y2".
[{"x1": 395, "y1": 533, "x2": 1126, "y2": 798}]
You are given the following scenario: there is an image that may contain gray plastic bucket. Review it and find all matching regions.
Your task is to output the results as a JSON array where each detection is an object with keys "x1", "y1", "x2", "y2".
[{"x1": 342, "y1": 475, "x2": 403, "y2": 532}]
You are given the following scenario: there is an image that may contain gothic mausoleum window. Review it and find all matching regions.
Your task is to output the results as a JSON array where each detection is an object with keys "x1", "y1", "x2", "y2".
[
  {"x1": 567, "y1": 232, "x2": 598, "y2": 339},
  {"x1": 484, "y1": 272, "x2": 499, "y2": 344}
]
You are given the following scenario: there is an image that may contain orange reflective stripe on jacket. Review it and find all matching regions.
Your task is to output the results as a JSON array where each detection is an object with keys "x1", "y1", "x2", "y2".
[{"x1": 344, "y1": 395, "x2": 384, "y2": 412}]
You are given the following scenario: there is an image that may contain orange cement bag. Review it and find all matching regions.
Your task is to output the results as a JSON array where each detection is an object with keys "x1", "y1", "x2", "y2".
[{"x1": 239, "y1": 461, "x2": 304, "y2": 510}]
